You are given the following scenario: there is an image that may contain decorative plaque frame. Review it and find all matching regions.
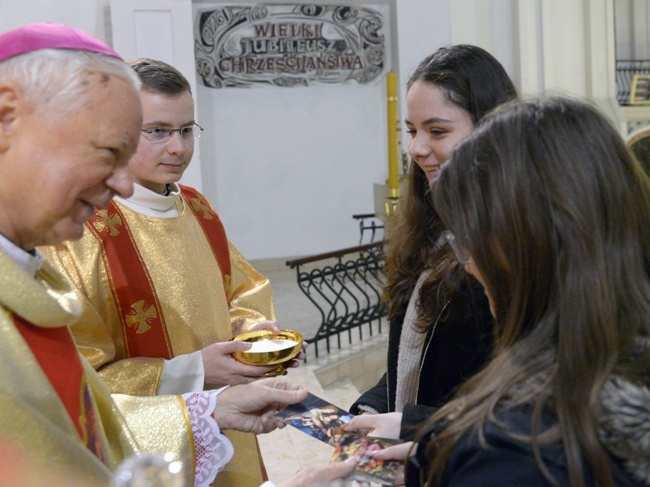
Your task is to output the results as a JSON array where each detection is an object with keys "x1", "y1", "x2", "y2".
[{"x1": 194, "y1": 4, "x2": 385, "y2": 88}]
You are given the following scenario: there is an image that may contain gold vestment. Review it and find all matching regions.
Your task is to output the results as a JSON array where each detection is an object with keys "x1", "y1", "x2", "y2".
[
  {"x1": 0, "y1": 248, "x2": 196, "y2": 485},
  {"x1": 44, "y1": 192, "x2": 275, "y2": 486}
]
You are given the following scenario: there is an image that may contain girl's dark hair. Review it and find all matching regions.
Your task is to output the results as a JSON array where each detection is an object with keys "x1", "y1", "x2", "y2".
[
  {"x1": 385, "y1": 44, "x2": 517, "y2": 330},
  {"x1": 427, "y1": 96, "x2": 650, "y2": 486}
]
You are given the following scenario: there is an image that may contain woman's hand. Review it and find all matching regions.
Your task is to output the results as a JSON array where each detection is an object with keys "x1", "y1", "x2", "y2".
[
  {"x1": 343, "y1": 412, "x2": 403, "y2": 440},
  {"x1": 275, "y1": 457, "x2": 359, "y2": 487},
  {"x1": 357, "y1": 441, "x2": 413, "y2": 487}
]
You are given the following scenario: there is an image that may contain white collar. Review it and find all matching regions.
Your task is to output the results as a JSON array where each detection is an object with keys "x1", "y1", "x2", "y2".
[
  {"x1": 0, "y1": 232, "x2": 45, "y2": 277},
  {"x1": 115, "y1": 182, "x2": 181, "y2": 218}
]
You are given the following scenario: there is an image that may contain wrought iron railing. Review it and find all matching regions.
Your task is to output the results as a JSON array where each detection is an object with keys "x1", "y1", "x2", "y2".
[
  {"x1": 286, "y1": 241, "x2": 387, "y2": 357},
  {"x1": 616, "y1": 60, "x2": 650, "y2": 105},
  {"x1": 352, "y1": 213, "x2": 385, "y2": 244}
]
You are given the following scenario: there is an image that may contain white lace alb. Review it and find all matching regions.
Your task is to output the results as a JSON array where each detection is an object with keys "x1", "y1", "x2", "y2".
[{"x1": 182, "y1": 390, "x2": 234, "y2": 487}]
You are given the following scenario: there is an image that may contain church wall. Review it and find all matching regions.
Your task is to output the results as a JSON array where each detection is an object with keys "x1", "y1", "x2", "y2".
[
  {"x1": 1, "y1": 0, "x2": 460, "y2": 261},
  {"x1": 0, "y1": 0, "x2": 626, "y2": 260},
  {"x1": 192, "y1": 1, "x2": 396, "y2": 260}
]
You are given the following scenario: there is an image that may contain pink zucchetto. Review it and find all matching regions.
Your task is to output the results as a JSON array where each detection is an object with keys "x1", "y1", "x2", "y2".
[{"x1": 0, "y1": 23, "x2": 122, "y2": 62}]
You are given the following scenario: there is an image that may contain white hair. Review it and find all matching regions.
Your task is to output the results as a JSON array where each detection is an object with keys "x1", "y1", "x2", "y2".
[{"x1": 0, "y1": 48, "x2": 141, "y2": 116}]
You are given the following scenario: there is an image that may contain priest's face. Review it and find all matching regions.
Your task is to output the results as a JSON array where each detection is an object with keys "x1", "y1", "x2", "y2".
[
  {"x1": 129, "y1": 90, "x2": 195, "y2": 194},
  {"x1": 0, "y1": 73, "x2": 141, "y2": 250}
]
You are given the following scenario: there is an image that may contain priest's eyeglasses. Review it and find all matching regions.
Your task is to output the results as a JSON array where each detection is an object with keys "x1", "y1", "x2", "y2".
[
  {"x1": 141, "y1": 123, "x2": 204, "y2": 143},
  {"x1": 444, "y1": 231, "x2": 471, "y2": 265}
]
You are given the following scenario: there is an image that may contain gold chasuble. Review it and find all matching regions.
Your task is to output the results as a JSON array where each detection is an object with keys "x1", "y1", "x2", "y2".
[
  {"x1": 43, "y1": 186, "x2": 275, "y2": 487},
  {"x1": 0, "y1": 249, "x2": 195, "y2": 485}
]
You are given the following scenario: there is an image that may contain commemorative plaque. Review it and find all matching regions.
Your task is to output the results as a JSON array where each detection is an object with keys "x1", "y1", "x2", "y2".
[{"x1": 194, "y1": 4, "x2": 385, "y2": 88}]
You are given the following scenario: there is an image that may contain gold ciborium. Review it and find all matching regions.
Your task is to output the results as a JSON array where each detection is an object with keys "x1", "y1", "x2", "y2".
[{"x1": 232, "y1": 329, "x2": 303, "y2": 376}]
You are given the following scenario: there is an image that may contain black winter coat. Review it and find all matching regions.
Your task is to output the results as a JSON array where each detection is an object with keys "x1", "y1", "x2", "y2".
[
  {"x1": 406, "y1": 375, "x2": 650, "y2": 486},
  {"x1": 350, "y1": 278, "x2": 494, "y2": 440}
]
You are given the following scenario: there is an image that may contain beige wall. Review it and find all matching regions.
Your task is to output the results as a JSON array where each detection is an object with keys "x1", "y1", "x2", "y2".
[{"x1": 1, "y1": 0, "x2": 642, "y2": 259}]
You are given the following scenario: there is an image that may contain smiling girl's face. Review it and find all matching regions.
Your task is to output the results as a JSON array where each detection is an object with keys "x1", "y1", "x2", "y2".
[{"x1": 405, "y1": 81, "x2": 474, "y2": 182}]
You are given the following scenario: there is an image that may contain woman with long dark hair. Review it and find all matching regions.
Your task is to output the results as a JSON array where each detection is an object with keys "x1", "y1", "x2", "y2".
[
  {"x1": 349, "y1": 44, "x2": 517, "y2": 440},
  {"x1": 374, "y1": 97, "x2": 650, "y2": 486}
]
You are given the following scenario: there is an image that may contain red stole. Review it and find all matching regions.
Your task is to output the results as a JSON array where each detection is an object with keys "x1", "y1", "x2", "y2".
[
  {"x1": 85, "y1": 186, "x2": 231, "y2": 360},
  {"x1": 179, "y1": 185, "x2": 231, "y2": 295},
  {"x1": 13, "y1": 315, "x2": 105, "y2": 462}
]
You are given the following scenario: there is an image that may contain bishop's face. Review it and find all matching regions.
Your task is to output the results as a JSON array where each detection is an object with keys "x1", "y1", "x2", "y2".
[{"x1": 0, "y1": 73, "x2": 141, "y2": 250}]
